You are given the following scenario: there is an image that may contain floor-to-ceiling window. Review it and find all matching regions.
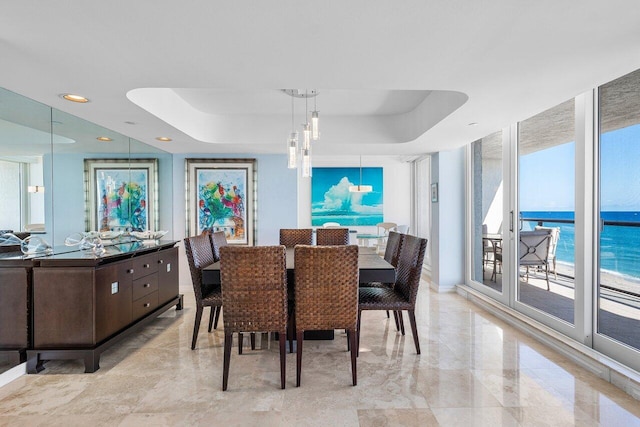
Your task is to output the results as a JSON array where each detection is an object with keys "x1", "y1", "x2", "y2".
[
  {"x1": 597, "y1": 68, "x2": 640, "y2": 354},
  {"x1": 470, "y1": 131, "x2": 503, "y2": 292},
  {"x1": 518, "y1": 100, "x2": 576, "y2": 325},
  {"x1": 467, "y1": 67, "x2": 640, "y2": 374}
]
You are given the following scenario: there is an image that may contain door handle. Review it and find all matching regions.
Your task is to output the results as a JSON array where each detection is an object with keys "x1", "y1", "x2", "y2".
[{"x1": 509, "y1": 210, "x2": 514, "y2": 232}]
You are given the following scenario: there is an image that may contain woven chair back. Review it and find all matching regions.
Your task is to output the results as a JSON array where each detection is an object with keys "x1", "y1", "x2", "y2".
[
  {"x1": 316, "y1": 227, "x2": 349, "y2": 246},
  {"x1": 384, "y1": 231, "x2": 405, "y2": 267},
  {"x1": 394, "y1": 234, "x2": 427, "y2": 306},
  {"x1": 279, "y1": 228, "x2": 313, "y2": 248},
  {"x1": 184, "y1": 234, "x2": 216, "y2": 303},
  {"x1": 294, "y1": 245, "x2": 359, "y2": 331},
  {"x1": 210, "y1": 231, "x2": 228, "y2": 262},
  {"x1": 219, "y1": 245, "x2": 288, "y2": 334}
]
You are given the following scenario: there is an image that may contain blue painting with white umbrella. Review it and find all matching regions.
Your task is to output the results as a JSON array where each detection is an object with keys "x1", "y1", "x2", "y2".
[{"x1": 311, "y1": 167, "x2": 383, "y2": 226}]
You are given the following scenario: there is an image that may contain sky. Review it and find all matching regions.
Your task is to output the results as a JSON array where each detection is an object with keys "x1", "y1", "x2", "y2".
[{"x1": 519, "y1": 124, "x2": 640, "y2": 212}]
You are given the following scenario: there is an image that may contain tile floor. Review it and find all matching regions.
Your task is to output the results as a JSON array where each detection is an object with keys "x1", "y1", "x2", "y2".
[{"x1": 1, "y1": 278, "x2": 639, "y2": 426}]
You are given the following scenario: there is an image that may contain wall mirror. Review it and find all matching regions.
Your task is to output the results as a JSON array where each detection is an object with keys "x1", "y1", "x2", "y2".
[{"x1": 0, "y1": 87, "x2": 173, "y2": 248}]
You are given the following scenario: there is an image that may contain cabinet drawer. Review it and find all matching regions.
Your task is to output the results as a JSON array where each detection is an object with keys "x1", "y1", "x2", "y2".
[
  {"x1": 131, "y1": 253, "x2": 158, "y2": 280},
  {"x1": 132, "y1": 273, "x2": 158, "y2": 301},
  {"x1": 132, "y1": 291, "x2": 158, "y2": 320}
]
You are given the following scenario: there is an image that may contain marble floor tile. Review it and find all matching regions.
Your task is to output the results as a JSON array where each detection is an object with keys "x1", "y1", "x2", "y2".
[{"x1": 0, "y1": 280, "x2": 638, "y2": 426}]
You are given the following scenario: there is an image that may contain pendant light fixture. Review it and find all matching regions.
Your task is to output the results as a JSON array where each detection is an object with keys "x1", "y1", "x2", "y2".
[
  {"x1": 301, "y1": 91, "x2": 312, "y2": 177},
  {"x1": 311, "y1": 90, "x2": 319, "y2": 140},
  {"x1": 349, "y1": 156, "x2": 373, "y2": 193},
  {"x1": 282, "y1": 89, "x2": 319, "y2": 177},
  {"x1": 287, "y1": 94, "x2": 298, "y2": 169}
]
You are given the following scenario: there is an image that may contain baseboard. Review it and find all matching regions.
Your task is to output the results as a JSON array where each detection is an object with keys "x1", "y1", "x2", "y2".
[
  {"x1": 0, "y1": 362, "x2": 26, "y2": 389},
  {"x1": 456, "y1": 284, "x2": 640, "y2": 401}
]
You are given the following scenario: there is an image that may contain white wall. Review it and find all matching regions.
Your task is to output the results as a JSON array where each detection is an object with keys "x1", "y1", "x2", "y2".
[{"x1": 430, "y1": 147, "x2": 465, "y2": 292}]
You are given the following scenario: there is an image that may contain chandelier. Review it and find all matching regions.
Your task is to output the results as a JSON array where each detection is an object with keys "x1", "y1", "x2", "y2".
[{"x1": 284, "y1": 89, "x2": 319, "y2": 177}]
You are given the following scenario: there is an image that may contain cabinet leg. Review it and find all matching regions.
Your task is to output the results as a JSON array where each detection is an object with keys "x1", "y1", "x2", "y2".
[
  {"x1": 176, "y1": 294, "x2": 184, "y2": 311},
  {"x1": 26, "y1": 353, "x2": 44, "y2": 374},
  {"x1": 83, "y1": 352, "x2": 100, "y2": 373}
]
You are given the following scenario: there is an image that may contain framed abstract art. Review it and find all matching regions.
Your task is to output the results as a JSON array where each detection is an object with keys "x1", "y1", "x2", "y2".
[
  {"x1": 186, "y1": 158, "x2": 256, "y2": 245},
  {"x1": 84, "y1": 158, "x2": 158, "y2": 232}
]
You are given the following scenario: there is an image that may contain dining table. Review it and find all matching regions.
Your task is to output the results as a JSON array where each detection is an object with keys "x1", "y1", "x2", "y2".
[{"x1": 202, "y1": 246, "x2": 396, "y2": 340}]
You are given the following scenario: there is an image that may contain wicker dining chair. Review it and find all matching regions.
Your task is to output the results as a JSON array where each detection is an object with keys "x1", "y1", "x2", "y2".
[
  {"x1": 294, "y1": 245, "x2": 359, "y2": 386},
  {"x1": 184, "y1": 234, "x2": 223, "y2": 350},
  {"x1": 316, "y1": 227, "x2": 350, "y2": 246},
  {"x1": 279, "y1": 228, "x2": 313, "y2": 248},
  {"x1": 210, "y1": 230, "x2": 228, "y2": 261},
  {"x1": 360, "y1": 231, "x2": 405, "y2": 328},
  {"x1": 358, "y1": 234, "x2": 427, "y2": 355},
  {"x1": 219, "y1": 245, "x2": 288, "y2": 391}
]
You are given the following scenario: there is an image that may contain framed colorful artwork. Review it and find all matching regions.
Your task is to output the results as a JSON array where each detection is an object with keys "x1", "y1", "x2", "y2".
[
  {"x1": 311, "y1": 167, "x2": 383, "y2": 226},
  {"x1": 84, "y1": 158, "x2": 158, "y2": 232},
  {"x1": 186, "y1": 158, "x2": 256, "y2": 245}
]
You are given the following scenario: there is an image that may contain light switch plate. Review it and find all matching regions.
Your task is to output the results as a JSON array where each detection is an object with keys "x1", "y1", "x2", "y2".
[{"x1": 111, "y1": 281, "x2": 119, "y2": 294}]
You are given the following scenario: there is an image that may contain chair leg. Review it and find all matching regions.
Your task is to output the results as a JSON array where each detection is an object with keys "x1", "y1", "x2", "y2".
[
  {"x1": 393, "y1": 310, "x2": 400, "y2": 331},
  {"x1": 191, "y1": 306, "x2": 203, "y2": 350},
  {"x1": 397, "y1": 311, "x2": 405, "y2": 335},
  {"x1": 407, "y1": 310, "x2": 421, "y2": 354},
  {"x1": 545, "y1": 265, "x2": 550, "y2": 291},
  {"x1": 279, "y1": 332, "x2": 286, "y2": 389},
  {"x1": 213, "y1": 305, "x2": 221, "y2": 329},
  {"x1": 288, "y1": 305, "x2": 295, "y2": 353},
  {"x1": 348, "y1": 328, "x2": 357, "y2": 386},
  {"x1": 208, "y1": 306, "x2": 215, "y2": 332},
  {"x1": 296, "y1": 331, "x2": 304, "y2": 387},
  {"x1": 356, "y1": 310, "x2": 362, "y2": 357},
  {"x1": 386, "y1": 310, "x2": 390, "y2": 318},
  {"x1": 250, "y1": 332, "x2": 256, "y2": 350},
  {"x1": 238, "y1": 333, "x2": 243, "y2": 355},
  {"x1": 222, "y1": 332, "x2": 233, "y2": 391}
]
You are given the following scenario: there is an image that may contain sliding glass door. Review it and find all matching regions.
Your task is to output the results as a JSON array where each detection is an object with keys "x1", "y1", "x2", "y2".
[
  {"x1": 516, "y1": 100, "x2": 576, "y2": 327},
  {"x1": 596, "y1": 69, "x2": 640, "y2": 363}
]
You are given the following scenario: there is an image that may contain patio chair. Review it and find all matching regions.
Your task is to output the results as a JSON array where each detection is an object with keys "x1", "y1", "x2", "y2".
[
  {"x1": 376, "y1": 222, "x2": 397, "y2": 254},
  {"x1": 519, "y1": 230, "x2": 553, "y2": 290},
  {"x1": 534, "y1": 225, "x2": 561, "y2": 279}
]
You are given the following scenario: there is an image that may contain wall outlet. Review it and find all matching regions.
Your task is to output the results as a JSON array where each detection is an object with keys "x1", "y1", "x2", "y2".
[{"x1": 111, "y1": 282, "x2": 119, "y2": 294}]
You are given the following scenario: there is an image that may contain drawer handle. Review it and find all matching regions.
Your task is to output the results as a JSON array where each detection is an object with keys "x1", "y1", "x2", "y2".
[
  {"x1": 143, "y1": 283, "x2": 150, "y2": 288},
  {"x1": 143, "y1": 263, "x2": 150, "y2": 268},
  {"x1": 143, "y1": 303, "x2": 150, "y2": 308},
  {"x1": 158, "y1": 259, "x2": 164, "y2": 264},
  {"x1": 127, "y1": 269, "x2": 134, "y2": 274}
]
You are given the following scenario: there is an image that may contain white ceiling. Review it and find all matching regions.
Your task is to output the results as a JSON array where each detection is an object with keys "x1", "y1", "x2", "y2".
[{"x1": 1, "y1": 1, "x2": 640, "y2": 157}]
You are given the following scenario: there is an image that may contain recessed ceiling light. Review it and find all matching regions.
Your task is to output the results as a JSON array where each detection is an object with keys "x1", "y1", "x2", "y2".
[
  {"x1": 60, "y1": 93, "x2": 89, "y2": 103},
  {"x1": 96, "y1": 136, "x2": 112, "y2": 142},
  {"x1": 156, "y1": 137, "x2": 172, "y2": 142}
]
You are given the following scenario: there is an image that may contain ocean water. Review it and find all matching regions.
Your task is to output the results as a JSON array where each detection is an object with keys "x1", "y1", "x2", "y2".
[{"x1": 521, "y1": 211, "x2": 640, "y2": 281}]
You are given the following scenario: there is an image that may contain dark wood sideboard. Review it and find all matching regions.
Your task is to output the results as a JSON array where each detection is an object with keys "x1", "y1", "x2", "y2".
[
  {"x1": 0, "y1": 256, "x2": 32, "y2": 367},
  {"x1": 0, "y1": 240, "x2": 182, "y2": 374}
]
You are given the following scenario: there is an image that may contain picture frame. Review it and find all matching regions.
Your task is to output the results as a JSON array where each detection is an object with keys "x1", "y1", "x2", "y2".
[
  {"x1": 431, "y1": 182, "x2": 438, "y2": 202},
  {"x1": 311, "y1": 167, "x2": 384, "y2": 226},
  {"x1": 84, "y1": 158, "x2": 158, "y2": 232},
  {"x1": 186, "y1": 158, "x2": 256, "y2": 245}
]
